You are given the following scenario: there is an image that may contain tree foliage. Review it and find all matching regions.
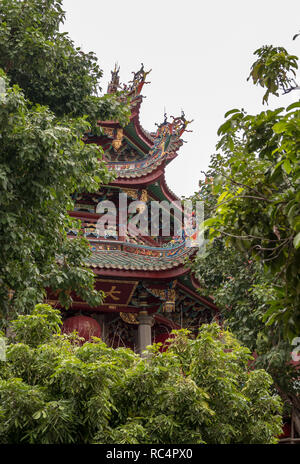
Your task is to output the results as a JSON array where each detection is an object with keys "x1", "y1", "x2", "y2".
[
  {"x1": 202, "y1": 44, "x2": 300, "y2": 338},
  {"x1": 192, "y1": 237, "x2": 299, "y2": 404},
  {"x1": 0, "y1": 305, "x2": 282, "y2": 444},
  {"x1": 248, "y1": 45, "x2": 298, "y2": 104},
  {"x1": 0, "y1": 0, "x2": 131, "y2": 325},
  {"x1": 191, "y1": 36, "x2": 300, "y2": 435},
  {"x1": 0, "y1": 72, "x2": 111, "y2": 323},
  {"x1": 192, "y1": 172, "x2": 299, "y2": 403},
  {"x1": 0, "y1": 0, "x2": 130, "y2": 129}
]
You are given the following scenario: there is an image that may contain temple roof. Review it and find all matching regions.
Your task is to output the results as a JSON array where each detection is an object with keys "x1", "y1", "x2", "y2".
[
  {"x1": 93, "y1": 64, "x2": 193, "y2": 186},
  {"x1": 84, "y1": 240, "x2": 196, "y2": 272},
  {"x1": 75, "y1": 65, "x2": 199, "y2": 281},
  {"x1": 108, "y1": 155, "x2": 166, "y2": 179},
  {"x1": 101, "y1": 113, "x2": 189, "y2": 180}
]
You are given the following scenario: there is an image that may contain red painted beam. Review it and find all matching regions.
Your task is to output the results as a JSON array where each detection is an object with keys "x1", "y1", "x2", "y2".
[
  {"x1": 69, "y1": 211, "x2": 100, "y2": 220},
  {"x1": 46, "y1": 298, "x2": 160, "y2": 314}
]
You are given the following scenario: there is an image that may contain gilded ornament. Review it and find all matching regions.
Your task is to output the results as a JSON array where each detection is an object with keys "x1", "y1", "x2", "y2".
[
  {"x1": 140, "y1": 189, "x2": 148, "y2": 202},
  {"x1": 122, "y1": 188, "x2": 138, "y2": 199},
  {"x1": 112, "y1": 128, "x2": 124, "y2": 151},
  {"x1": 120, "y1": 312, "x2": 139, "y2": 324},
  {"x1": 103, "y1": 127, "x2": 114, "y2": 138}
]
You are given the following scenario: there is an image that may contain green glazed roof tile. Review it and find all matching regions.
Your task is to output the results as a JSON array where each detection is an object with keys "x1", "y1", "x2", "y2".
[{"x1": 84, "y1": 246, "x2": 195, "y2": 271}]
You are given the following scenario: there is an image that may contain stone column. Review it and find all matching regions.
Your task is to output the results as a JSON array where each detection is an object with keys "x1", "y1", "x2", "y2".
[{"x1": 137, "y1": 311, "x2": 153, "y2": 356}]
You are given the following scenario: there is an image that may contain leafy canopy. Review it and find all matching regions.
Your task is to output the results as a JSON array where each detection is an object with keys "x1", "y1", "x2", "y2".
[
  {"x1": 0, "y1": 305, "x2": 283, "y2": 444},
  {"x1": 0, "y1": 0, "x2": 131, "y2": 324},
  {"x1": 0, "y1": 72, "x2": 113, "y2": 323},
  {"x1": 0, "y1": 0, "x2": 131, "y2": 128},
  {"x1": 203, "y1": 44, "x2": 300, "y2": 338},
  {"x1": 248, "y1": 45, "x2": 298, "y2": 104},
  {"x1": 190, "y1": 38, "x2": 300, "y2": 437}
]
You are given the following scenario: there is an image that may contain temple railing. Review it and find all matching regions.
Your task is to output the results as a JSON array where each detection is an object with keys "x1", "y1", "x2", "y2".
[{"x1": 85, "y1": 238, "x2": 192, "y2": 259}]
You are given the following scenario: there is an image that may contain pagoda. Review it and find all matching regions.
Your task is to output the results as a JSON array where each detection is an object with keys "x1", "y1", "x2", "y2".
[{"x1": 48, "y1": 64, "x2": 219, "y2": 353}]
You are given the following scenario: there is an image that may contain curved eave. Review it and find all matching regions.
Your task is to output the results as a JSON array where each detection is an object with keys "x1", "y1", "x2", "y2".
[
  {"x1": 98, "y1": 121, "x2": 152, "y2": 156},
  {"x1": 92, "y1": 266, "x2": 191, "y2": 279},
  {"x1": 96, "y1": 100, "x2": 184, "y2": 190},
  {"x1": 97, "y1": 98, "x2": 154, "y2": 152},
  {"x1": 110, "y1": 163, "x2": 165, "y2": 186},
  {"x1": 130, "y1": 99, "x2": 154, "y2": 148},
  {"x1": 146, "y1": 174, "x2": 181, "y2": 209},
  {"x1": 160, "y1": 172, "x2": 180, "y2": 203},
  {"x1": 84, "y1": 240, "x2": 197, "y2": 278}
]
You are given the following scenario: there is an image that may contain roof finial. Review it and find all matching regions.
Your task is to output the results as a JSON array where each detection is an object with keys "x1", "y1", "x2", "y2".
[
  {"x1": 107, "y1": 62, "x2": 121, "y2": 94},
  {"x1": 128, "y1": 63, "x2": 152, "y2": 97},
  {"x1": 164, "y1": 107, "x2": 167, "y2": 123}
]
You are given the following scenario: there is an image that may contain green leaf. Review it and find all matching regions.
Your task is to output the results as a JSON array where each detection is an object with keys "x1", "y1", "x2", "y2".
[
  {"x1": 203, "y1": 217, "x2": 217, "y2": 228},
  {"x1": 286, "y1": 102, "x2": 300, "y2": 111},
  {"x1": 293, "y1": 232, "x2": 300, "y2": 249},
  {"x1": 217, "y1": 191, "x2": 229, "y2": 204},
  {"x1": 224, "y1": 109, "x2": 240, "y2": 118},
  {"x1": 272, "y1": 122, "x2": 287, "y2": 134},
  {"x1": 282, "y1": 159, "x2": 292, "y2": 174}
]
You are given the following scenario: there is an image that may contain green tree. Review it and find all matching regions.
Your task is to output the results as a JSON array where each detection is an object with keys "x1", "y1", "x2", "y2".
[
  {"x1": 203, "y1": 43, "x2": 300, "y2": 339},
  {"x1": 0, "y1": 305, "x2": 283, "y2": 444},
  {"x1": 0, "y1": 72, "x2": 109, "y2": 323},
  {"x1": 192, "y1": 175, "x2": 299, "y2": 413},
  {"x1": 0, "y1": 0, "x2": 130, "y2": 128},
  {"x1": 0, "y1": 0, "x2": 131, "y2": 325},
  {"x1": 192, "y1": 38, "x2": 300, "y2": 436},
  {"x1": 192, "y1": 234, "x2": 299, "y2": 427},
  {"x1": 248, "y1": 45, "x2": 299, "y2": 104}
]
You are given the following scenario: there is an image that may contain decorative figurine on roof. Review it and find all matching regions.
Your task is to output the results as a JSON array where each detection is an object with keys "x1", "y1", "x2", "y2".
[
  {"x1": 107, "y1": 63, "x2": 121, "y2": 94},
  {"x1": 106, "y1": 63, "x2": 151, "y2": 107},
  {"x1": 151, "y1": 111, "x2": 193, "y2": 158},
  {"x1": 127, "y1": 63, "x2": 152, "y2": 98},
  {"x1": 111, "y1": 128, "x2": 124, "y2": 152},
  {"x1": 152, "y1": 113, "x2": 172, "y2": 157},
  {"x1": 170, "y1": 111, "x2": 194, "y2": 138}
]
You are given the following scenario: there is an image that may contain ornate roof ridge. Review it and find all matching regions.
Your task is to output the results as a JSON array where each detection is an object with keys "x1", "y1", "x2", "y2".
[
  {"x1": 88, "y1": 237, "x2": 190, "y2": 255},
  {"x1": 105, "y1": 111, "x2": 192, "y2": 179},
  {"x1": 107, "y1": 63, "x2": 152, "y2": 101},
  {"x1": 85, "y1": 240, "x2": 197, "y2": 272},
  {"x1": 133, "y1": 103, "x2": 155, "y2": 146},
  {"x1": 104, "y1": 63, "x2": 192, "y2": 152}
]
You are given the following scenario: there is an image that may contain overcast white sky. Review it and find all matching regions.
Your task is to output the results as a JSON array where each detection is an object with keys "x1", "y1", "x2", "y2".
[{"x1": 61, "y1": 0, "x2": 300, "y2": 197}]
